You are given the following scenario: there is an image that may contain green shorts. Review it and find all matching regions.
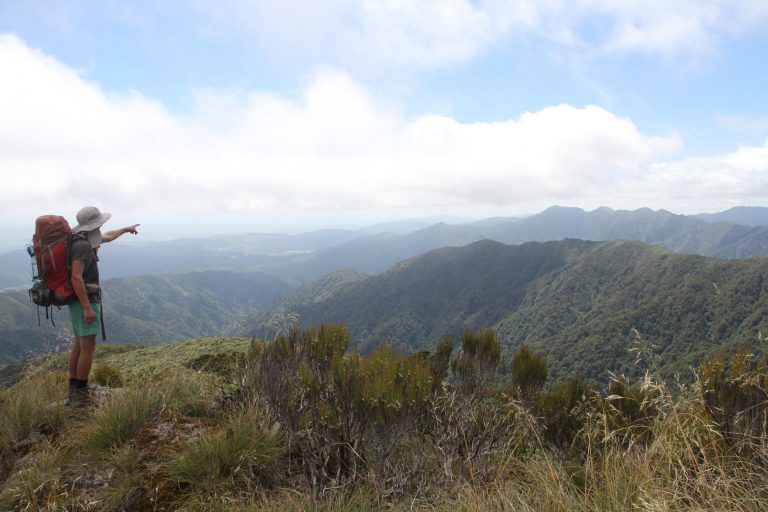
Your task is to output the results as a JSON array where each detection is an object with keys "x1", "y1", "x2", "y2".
[{"x1": 68, "y1": 301, "x2": 101, "y2": 337}]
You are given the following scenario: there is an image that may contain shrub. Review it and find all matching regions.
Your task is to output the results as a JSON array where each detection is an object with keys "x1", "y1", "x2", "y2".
[
  {"x1": 430, "y1": 335, "x2": 453, "y2": 386},
  {"x1": 257, "y1": 325, "x2": 436, "y2": 493},
  {"x1": 425, "y1": 388, "x2": 536, "y2": 485},
  {"x1": 536, "y1": 376, "x2": 598, "y2": 453},
  {"x1": 700, "y1": 346, "x2": 768, "y2": 457},
  {"x1": 451, "y1": 329, "x2": 501, "y2": 394},
  {"x1": 510, "y1": 344, "x2": 547, "y2": 398}
]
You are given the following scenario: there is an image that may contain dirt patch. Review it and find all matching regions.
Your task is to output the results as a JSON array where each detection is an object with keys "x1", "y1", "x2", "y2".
[{"x1": 130, "y1": 411, "x2": 219, "y2": 461}]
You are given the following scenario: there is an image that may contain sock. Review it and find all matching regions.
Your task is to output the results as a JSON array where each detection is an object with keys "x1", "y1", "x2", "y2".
[
  {"x1": 69, "y1": 378, "x2": 77, "y2": 387},
  {"x1": 75, "y1": 379, "x2": 88, "y2": 389}
]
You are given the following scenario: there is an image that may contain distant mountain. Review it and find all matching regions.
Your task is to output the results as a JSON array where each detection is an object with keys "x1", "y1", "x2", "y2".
[
  {"x1": 4, "y1": 206, "x2": 768, "y2": 291},
  {"x1": 0, "y1": 229, "x2": 361, "y2": 290},
  {"x1": 260, "y1": 206, "x2": 768, "y2": 284},
  {"x1": 696, "y1": 206, "x2": 768, "y2": 227},
  {"x1": 0, "y1": 250, "x2": 29, "y2": 290},
  {"x1": 0, "y1": 270, "x2": 292, "y2": 364},
  {"x1": 356, "y1": 215, "x2": 476, "y2": 235},
  {"x1": 476, "y1": 206, "x2": 768, "y2": 257},
  {"x1": 256, "y1": 239, "x2": 768, "y2": 382}
]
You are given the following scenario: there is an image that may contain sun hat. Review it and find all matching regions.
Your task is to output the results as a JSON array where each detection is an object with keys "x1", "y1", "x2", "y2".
[{"x1": 72, "y1": 206, "x2": 112, "y2": 232}]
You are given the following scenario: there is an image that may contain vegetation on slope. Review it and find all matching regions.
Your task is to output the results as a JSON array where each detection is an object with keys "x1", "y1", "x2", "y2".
[
  {"x1": 0, "y1": 270, "x2": 291, "y2": 364},
  {"x1": 2, "y1": 325, "x2": 768, "y2": 511},
  {"x1": 263, "y1": 239, "x2": 768, "y2": 382}
]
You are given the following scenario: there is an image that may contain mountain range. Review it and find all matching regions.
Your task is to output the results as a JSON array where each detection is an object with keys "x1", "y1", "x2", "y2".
[
  {"x1": 2, "y1": 205, "x2": 768, "y2": 379},
  {"x1": 2, "y1": 206, "x2": 768, "y2": 290},
  {"x1": 249, "y1": 238, "x2": 768, "y2": 382}
]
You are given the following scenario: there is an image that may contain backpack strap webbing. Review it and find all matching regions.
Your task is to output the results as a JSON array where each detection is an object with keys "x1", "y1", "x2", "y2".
[{"x1": 100, "y1": 303, "x2": 106, "y2": 341}]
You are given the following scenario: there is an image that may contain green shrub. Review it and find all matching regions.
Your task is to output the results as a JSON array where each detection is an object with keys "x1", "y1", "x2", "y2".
[
  {"x1": 510, "y1": 344, "x2": 547, "y2": 398},
  {"x1": 451, "y1": 329, "x2": 501, "y2": 394},
  {"x1": 536, "y1": 376, "x2": 598, "y2": 453},
  {"x1": 430, "y1": 335, "x2": 453, "y2": 385},
  {"x1": 258, "y1": 325, "x2": 436, "y2": 493},
  {"x1": 699, "y1": 346, "x2": 768, "y2": 460}
]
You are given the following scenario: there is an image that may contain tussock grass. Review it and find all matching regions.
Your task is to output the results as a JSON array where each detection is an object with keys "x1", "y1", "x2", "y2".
[
  {"x1": 166, "y1": 406, "x2": 282, "y2": 499},
  {"x1": 159, "y1": 367, "x2": 221, "y2": 417},
  {"x1": 78, "y1": 386, "x2": 163, "y2": 457},
  {"x1": 0, "y1": 440, "x2": 64, "y2": 511},
  {"x1": 99, "y1": 445, "x2": 149, "y2": 512},
  {"x1": 0, "y1": 370, "x2": 67, "y2": 453},
  {"x1": 91, "y1": 362, "x2": 125, "y2": 387}
]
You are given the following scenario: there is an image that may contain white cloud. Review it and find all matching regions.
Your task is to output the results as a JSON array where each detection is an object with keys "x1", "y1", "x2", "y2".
[
  {"x1": 190, "y1": 0, "x2": 768, "y2": 71},
  {"x1": 1, "y1": 33, "x2": 767, "y2": 234}
]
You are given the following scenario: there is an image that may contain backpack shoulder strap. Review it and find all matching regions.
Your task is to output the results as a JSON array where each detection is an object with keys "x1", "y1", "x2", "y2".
[{"x1": 66, "y1": 232, "x2": 88, "y2": 277}]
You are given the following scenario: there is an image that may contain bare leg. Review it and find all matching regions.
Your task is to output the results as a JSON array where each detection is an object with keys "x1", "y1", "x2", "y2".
[
  {"x1": 76, "y1": 335, "x2": 96, "y2": 381},
  {"x1": 69, "y1": 338, "x2": 81, "y2": 379}
]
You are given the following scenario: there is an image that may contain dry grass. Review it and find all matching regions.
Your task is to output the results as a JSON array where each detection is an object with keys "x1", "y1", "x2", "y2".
[{"x1": 2, "y1": 331, "x2": 768, "y2": 511}]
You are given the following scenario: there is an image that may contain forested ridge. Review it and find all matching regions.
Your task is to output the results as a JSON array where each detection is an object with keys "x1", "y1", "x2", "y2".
[{"x1": 257, "y1": 239, "x2": 768, "y2": 382}]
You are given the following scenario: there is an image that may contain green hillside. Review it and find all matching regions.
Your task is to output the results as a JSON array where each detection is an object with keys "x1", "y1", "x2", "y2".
[
  {"x1": 0, "y1": 271, "x2": 291, "y2": 364},
  {"x1": 259, "y1": 206, "x2": 768, "y2": 284},
  {"x1": 259, "y1": 239, "x2": 768, "y2": 382},
  {"x1": 498, "y1": 240, "x2": 768, "y2": 380}
]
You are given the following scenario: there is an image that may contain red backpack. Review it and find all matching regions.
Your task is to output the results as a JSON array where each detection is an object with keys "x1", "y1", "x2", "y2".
[{"x1": 28, "y1": 215, "x2": 78, "y2": 307}]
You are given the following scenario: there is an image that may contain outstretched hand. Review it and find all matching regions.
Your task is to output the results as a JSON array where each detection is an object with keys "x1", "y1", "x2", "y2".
[{"x1": 102, "y1": 224, "x2": 140, "y2": 244}]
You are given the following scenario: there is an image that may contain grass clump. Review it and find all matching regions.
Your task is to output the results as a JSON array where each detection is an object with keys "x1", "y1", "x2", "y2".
[
  {"x1": 155, "y1": 367, "x2": 221, "y2": 417},
  {"x1": 92, "y1": 362, "x2": 125, "y2": 387},
  {"x1": 166, "y1": 406, "x2": 282, "y2": 499},
  {"x1": 99, "y1": 444, "x2": 150, "y2": 512},
  {"x1": 0, "y1": 441, "x2": 64, "y2": 511},
  {"x1": 0, "y1": 371, "x2": 67, "y2": 475},
  {"x1": 79, "y1": 386, "x2": 163, "y2": 457}
]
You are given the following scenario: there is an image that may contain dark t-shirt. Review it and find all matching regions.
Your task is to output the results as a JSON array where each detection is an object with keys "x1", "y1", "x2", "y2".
[{"x1": 69, "y1": 236, "x2": 99, "y2": 285}]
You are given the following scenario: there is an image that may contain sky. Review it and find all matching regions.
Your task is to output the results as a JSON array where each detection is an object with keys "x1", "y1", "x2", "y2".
[{"x1": 1, "y1": 0, "x2": 768, "y2": 247}]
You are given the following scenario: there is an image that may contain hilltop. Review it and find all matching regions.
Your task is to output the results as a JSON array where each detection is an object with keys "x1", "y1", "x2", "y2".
[{"x1": 2, "y1": 327, "x2": 768, "y2": 510}]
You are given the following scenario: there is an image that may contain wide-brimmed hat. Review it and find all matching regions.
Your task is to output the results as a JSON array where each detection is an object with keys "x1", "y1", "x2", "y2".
[{"x1": 72, "y1": 206, "x2": 111, "y2": 232}]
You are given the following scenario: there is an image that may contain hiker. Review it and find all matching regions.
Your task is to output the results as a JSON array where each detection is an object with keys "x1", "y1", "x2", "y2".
[{"x1": 68, "y1": 206, "x2": 139, "y2": 404}]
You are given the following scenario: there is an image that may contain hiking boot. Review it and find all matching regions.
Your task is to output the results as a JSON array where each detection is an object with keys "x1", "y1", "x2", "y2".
[{"x1": 66, "y1": 381, "x2": 93, "y2": 408}]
